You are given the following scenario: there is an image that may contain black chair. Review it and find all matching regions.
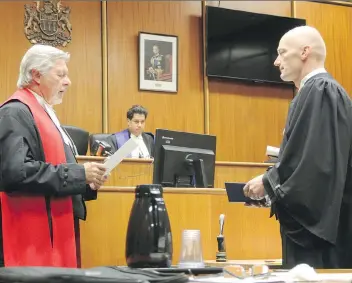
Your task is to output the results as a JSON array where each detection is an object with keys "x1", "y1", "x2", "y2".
[
  {"x1": 62, "y1": 125, "x2": 89, "y2": 155},
  {"x1": 89, "y1": 133, "x2": 111, "y2": 156},
  {"x1": 145, "y1": 132, "x2": 155, "y2": 141}
]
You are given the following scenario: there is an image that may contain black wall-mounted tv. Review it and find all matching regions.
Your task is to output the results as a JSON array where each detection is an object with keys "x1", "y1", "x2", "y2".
[{"x1": 205, "y1": 6, "x2": 306, "y2": 85}]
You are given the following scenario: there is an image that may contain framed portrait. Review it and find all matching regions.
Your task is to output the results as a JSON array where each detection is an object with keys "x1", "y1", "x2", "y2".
[{"x1": 139, "y1": 32, "x2": 178, "y2": 93}]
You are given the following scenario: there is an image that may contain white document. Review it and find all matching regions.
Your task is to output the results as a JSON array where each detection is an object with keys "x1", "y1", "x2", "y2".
[{"x1": 103, "y1": 138, "x2": 139, "y2": 175}]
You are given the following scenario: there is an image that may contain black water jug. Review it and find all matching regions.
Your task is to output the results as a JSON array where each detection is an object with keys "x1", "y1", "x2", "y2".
[{"x1": 125, "y1": 184, "x2": 173, "y2": 268}]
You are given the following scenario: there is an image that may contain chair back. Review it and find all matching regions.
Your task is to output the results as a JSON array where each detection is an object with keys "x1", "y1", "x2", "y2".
[
  {"x1": 145, "y1": 132, "x2": 155, "y2": 141},
  {"x1": 89, "y1": 133, "x2": 112, "y2": 155},
  {"x1": 62, "y1": 125, "x2": 89, "y2": 155}
]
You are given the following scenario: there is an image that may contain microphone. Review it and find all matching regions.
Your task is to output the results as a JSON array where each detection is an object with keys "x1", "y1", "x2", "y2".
[
  {"x1": 216, "y1": 214, "x2": 227, "y2": 262},
  {"x1": 91, "y1": 140, "x2": 113, "y2": 157},
  {"x1": 219, "y1": 214, "x2": 225, "y2": 236}
]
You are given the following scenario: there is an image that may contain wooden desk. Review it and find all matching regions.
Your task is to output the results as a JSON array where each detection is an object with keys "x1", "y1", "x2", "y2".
[
  {"x1": 76, "y1": 156, "x2": 271, "y2": 188},
  {"x1": 79, "y1": 186, "x2": 281, "y2": 268},
  {"x1": 204, "y1": 259, "x2": 282, "y2": 268}
]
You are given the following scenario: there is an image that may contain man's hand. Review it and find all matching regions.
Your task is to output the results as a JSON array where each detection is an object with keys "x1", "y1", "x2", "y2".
[
  {"x1": 84, "y1": 162, "x2": 107, "y2": 190},
  {"x1": 89, "y1": 174, "x2": 108, "y2": 190},
  {"x1": 243, "y1": 174, "x2": 265, "y2": 200}
]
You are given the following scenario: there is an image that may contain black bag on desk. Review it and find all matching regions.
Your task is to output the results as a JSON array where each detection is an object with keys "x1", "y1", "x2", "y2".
[{"x1": 0, "y1": 266, "x2": 189, "y2": 283}]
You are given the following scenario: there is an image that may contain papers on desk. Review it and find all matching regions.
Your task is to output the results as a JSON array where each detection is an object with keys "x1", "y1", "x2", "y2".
[
  {"x1": 190, "y1": 264, "x2": 352, "y2": 283},
  {"x1": 103, "y1": 138, "x2": 139, "y2": 175},
  {"x1": 189, "y1": 272, "x2": 352, "y2": 283}
]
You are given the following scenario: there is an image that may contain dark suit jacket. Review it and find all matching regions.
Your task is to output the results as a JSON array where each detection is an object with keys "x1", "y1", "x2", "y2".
[{"x1": 106, "y1": 129, "x2": 154, "y2": 158}]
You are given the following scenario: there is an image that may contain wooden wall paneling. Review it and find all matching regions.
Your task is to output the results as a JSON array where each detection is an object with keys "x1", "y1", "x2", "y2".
[
  {"x1": 294, "y1": 1, "x2": 352, "y2": 96},
  {"x1": 80, "y1": 191, "x2": 135, "y2": 267},
  {"x1": 54, "y1": 1, "x2": 103, "y2": 133},
  {"x1": 102, "y1": 1, "x2": 108, "y2": 133},
  {"x1": 209, "y1": 82, "x2": 292, "y2": 162},
  {"x1": 80, "y1": 188, "x2": 281, "y2": 268},
  {"x1": 164, "y1": 193, "x2": 213, "y2": 264},
  {"x1": 205, "y1": 1, "x2": 294, "y2": 162},
  {"x1": 107, "y1": 1, "x2": 204, "y2": 136},
  {"x1": 214, "y1": 162, "x2": 270, "y2": 188},
  {"x1": 210, "y1": 197, "x2": 281, "y2": 259},
  {"x1": 103, "y1": 159, "x2": 153, "y2": 187},
  {"x1": 0, "y1": 1, "x2": 103, "y2": 133},
  {"x1": 0, "y1": 1, "x2": 32, "y2": 103},
  {"x1": 80, "y1": 189, "x2": 213, "y2": 267}
]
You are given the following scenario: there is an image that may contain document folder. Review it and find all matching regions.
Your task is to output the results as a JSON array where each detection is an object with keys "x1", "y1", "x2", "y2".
[
  {"x1": 224, "y1": 182, "x2": 249, "y2": 202},
  {"x1": 225, "y1": 182, "x2": 269, "y2": 207}
]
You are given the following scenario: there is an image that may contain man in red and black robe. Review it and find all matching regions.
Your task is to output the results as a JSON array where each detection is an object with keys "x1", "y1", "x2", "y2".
[{"x1": 0, "y1": 44, "x2": 107, "y2": 267}]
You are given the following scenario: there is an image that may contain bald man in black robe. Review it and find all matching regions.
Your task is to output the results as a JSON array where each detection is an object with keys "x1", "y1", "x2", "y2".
[{"x1": 244, "y1": 26, "x2": 352, "y2": 269}]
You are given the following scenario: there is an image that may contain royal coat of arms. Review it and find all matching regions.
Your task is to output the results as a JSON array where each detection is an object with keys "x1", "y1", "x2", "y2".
[{"x1": 24, "y1": 0, "x2": 72, "y2": 47}]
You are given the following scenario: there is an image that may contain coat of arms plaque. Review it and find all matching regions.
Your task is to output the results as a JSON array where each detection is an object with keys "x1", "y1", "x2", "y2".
[{"x1": 24, "y1": 0, "x2": 72, "y2": 47}]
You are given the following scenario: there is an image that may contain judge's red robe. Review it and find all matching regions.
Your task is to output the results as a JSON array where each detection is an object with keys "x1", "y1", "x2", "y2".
[{"x1": 0, "y1": 89, "x2": 77, "y2": 267}]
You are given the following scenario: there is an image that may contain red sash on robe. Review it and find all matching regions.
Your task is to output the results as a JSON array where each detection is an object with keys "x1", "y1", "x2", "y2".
[{"x1": 0, "y1": 89, "x2": 77, "y2": 267}]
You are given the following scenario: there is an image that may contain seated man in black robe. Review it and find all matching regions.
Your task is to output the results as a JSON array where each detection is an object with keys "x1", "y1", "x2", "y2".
[
  {"x1": 244, "y1": 26, "x2": 352, "y2": 268},
  {"x1": 0, "y1": 44, "x2": 108, "y2": 267},
  {"x1": 106, "y1": 105, "x2": 154, "y2": 158}
]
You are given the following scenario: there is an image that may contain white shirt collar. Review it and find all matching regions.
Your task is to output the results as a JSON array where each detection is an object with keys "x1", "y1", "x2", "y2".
[
  {"x1": 131, "y1": 133, "x2": 143, "y2": 140},
  {"x1": 130, "y1": 133, "x2": 150, "y2": 158},
  {"x1": 27, "y1": 88, "x2": 53, "y2": 109},
  {"x1": 299, "y1": 68, "x2": 327, "y2": 89}
]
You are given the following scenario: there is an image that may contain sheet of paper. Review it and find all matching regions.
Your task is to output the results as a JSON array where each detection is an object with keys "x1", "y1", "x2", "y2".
[{"x1": 103, "y1": 138, "x2": 139, "y2": 174}]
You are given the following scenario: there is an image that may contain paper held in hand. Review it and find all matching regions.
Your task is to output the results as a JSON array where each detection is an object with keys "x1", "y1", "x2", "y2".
[{"x1": 103, "y1": 138, "x2": 139, "y2": 175}]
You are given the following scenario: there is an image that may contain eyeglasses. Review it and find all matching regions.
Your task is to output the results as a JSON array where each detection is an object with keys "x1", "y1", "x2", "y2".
[
  {"x1": 223, "y1": 264, "x2": 272, "y2": 279},
  {"x1": 131, "y1": 119, "x2": 145, "y2": 125}
]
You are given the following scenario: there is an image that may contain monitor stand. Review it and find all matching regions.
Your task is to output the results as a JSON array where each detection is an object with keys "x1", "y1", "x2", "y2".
[
  {"x1": 174, "y1": 157, "x2": 208, "y2": 188},
  {"x1": 192, "y1": 159, "x2": 208, "y2": 188},
  {"x1": 174, "y1": 176, "x2": 193, "y2": 188}
]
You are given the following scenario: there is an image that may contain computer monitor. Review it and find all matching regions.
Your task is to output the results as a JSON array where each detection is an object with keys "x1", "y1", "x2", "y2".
[{"x1": 152, "y1": 129, "x2": 216, "y2": 188}]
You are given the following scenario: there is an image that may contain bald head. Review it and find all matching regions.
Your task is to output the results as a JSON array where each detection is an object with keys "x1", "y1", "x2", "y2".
[
  {"x1": 274, "y1": 25, "x2": 326, "y2": 87},
  {"x1": 282, "y1": 26, "x2": 326, "y2": 63}
]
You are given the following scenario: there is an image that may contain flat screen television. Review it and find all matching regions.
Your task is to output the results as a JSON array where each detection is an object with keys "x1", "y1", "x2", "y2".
[{"x1": 205, "y1": 6, "x2": 306, "y2": 85}]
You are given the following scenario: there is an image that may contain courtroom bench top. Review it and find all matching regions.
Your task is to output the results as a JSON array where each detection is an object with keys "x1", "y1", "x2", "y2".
[
  {"x1": 76, "y1": 156, "x2": 273, "y2": 167},
  {"x1": 101, "y1": 186, "x2": 230, "y2": 195}
]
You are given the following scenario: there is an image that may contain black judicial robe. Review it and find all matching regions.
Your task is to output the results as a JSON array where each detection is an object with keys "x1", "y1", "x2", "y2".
[
  {"x1": 0, "y1": 99, "x2": 96, "y2": 267},
  {"x1": 263, "y1": 73, "x2": 352, "y2": 267}
]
